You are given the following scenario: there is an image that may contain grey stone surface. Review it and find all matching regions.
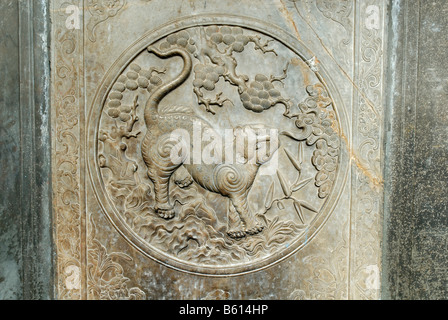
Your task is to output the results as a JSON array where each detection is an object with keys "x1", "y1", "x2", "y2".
[
  {"x1": 0, "y1": 0, "x2": 22, "y2": 300},
  {"x1": 0, "y1": 0, "x2": 53, "y2": 300},
  {"x1": 382, "y1": 0, "x2": 448, "y2": 300}
]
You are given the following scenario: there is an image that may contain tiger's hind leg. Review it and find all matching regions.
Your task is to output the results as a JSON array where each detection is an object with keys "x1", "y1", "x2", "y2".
[
  {"x1": 227, "y1": 199, "x2": 246, "y2": 239},
  {"x1": 228, "y1": 192, "x2": 265, "y2": 238},
  {"x1": 150, "y1": 168, "x2": 177, "y2": 219},
  {"x1": 143, "y1": 134, "x2": 182, "y2": 220}
]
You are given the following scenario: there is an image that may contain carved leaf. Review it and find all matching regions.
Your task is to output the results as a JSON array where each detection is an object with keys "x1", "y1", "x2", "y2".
[
  {"x1": 284, "y1": 148, "x2": 302, "y2": 173},
  {"x1": 291, "y1": 178, "x2": 313, "y2": 193},
  {"x1": 276, "y1": 171, "x2": 292, "y2": 198},
  {"x1": 265, "y1": 181, "x2": 275, "y2": 209},
  {"x1": 293, "y1": 201, "x2": 305, "y2": 224},
  {"x1": 298, "y1": 141, "x2": 304, "y2": 164},
  {"x1": 297, "y1": 201, "x2": 319, "y2": 213}
]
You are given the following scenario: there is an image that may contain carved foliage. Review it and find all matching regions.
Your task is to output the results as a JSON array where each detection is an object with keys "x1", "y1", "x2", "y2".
[
  {"x1": 315, "y1": 0, "x2": 353, "y2": 34},
  {"x1": 53, "y1": 0, "x2": 83, "y2": 300},
  {"x1": 351, "y1": 0, "x2": 384, "y2": 300},
  {"x1": 87, "y1": 0, "x2": 127, "y2": 42},
  {"x1": 87, "y1": 216, "x2": 146, "y2": 300}
]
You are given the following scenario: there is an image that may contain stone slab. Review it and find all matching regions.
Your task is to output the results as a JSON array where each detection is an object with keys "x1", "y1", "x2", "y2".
[{"x1": 51, "y1": 0, "x2": 387, "y2": 300}]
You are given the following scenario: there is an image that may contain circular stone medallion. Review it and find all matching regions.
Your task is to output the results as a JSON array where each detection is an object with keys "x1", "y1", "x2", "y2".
[{"x1": 88, "y1": 16, "x2": 348, "y2": 276}]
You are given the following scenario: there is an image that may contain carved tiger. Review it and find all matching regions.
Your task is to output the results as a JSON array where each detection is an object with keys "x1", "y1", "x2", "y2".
[{"x1": 141, "y1": 46, "x2": 279, "y2": 238}]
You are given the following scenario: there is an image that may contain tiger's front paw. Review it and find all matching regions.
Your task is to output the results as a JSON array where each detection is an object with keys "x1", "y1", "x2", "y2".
[
  {"x1": 227, "y1": 228, "x2": 246, "y2": 239},
  {"x1": 245, "y1": 218, "x2": 265, "y2": 236},
  {"x1": 156, "y1": 206, "x2": 176, "y2": 220}
]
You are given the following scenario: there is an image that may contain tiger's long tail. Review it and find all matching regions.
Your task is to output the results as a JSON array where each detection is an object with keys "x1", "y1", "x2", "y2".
[{"x1": 144, "y1": 46, "x2": 193, "y2": 125}]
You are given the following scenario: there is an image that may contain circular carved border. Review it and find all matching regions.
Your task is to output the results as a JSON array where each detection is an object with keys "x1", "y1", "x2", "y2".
[{"x1": 87, "y1": 14, "x2": 350, "y2": 276}]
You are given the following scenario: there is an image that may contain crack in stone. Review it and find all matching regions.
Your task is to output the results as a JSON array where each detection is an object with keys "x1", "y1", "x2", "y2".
[
  {"x1": 340, "y1": 131, "x2": 383, "y2": 190},
  {"x1": 290, "y1": 1, "x2": 381, "y2": 119},
  {"x1": 276, "y1": 2, "x2": 383, "y2": 189},
  {"x1": 276, "y1": 0, "x2": 302, "y2": 40}
]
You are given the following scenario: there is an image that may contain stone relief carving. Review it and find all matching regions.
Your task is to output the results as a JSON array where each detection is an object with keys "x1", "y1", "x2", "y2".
[
  {"x1": 141, "y1": 46, "x2": 274, "y2": 237},
  {"x1": 351, "y1": 0, "x2": 384, "y2": 300},
  {"x1": 286, "y1": 1, "x2": 384, "y2": 300},
  {"x1": 53, "y1": 0, "x2": 83, "y2": 300},
  {"x1": 87, "y1": 0, "x2": 127, "y2": 42},
  {"x1": 287, "y1": 0, "x2": 353, "y2": 72},
  {"x1": 51, "y1": 0, "x2": 386, "y2": 299},
  {"x1": 289, "y1": 222, "x2": 348, "y2": 300},
  {"x1": 90, "y1": 20, "x2": 345, "y2": 276},
  {"x1": 315, "y1": 0, "x2": 353, "y2": 41},
  {"x1": 314, "y1": 0, "x2": 353, "y2": 66},
  {"x1": 87, "y1": 215, "x2": 146, "y2": 300}
]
